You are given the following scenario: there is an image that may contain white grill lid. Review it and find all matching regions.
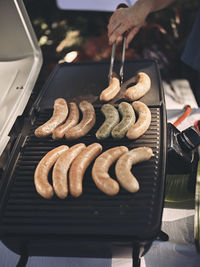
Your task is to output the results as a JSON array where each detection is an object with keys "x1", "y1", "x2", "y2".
[{"x1": 0, "y1": 0, "x2": 43, "y2": 155}]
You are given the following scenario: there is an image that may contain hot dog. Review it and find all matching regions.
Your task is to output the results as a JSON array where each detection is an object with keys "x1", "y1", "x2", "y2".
[
  {"x1": 52, "y1": 143, "x2": 86, "y2": 199},
  {"x1": 34, "y1": 145, "x2": 69, "y2": 199},
  {"x1": 92, "y1": 146, "x2": 128, "y2": 196},
  {"x1": 96, "y1": 104, "x2": 120, "y2": 139},
  {"x1": 115, "y1": 147, "x2": 154, "y2": 193},
  {"x1": 52, "y1": 102, "x2": 79, "y2": 140},
  {"x1": 69, "y1": 143, "x2": 102, "y2": 197},
  {"x1": 100, "y1": 73, "x2": 120, "y2": 102},
  {"x1": 126, "y1": 101, "x2": 151, "y2": 139},
  {"x1": 65, "y1": 100, "x2": 96, "y2": 140},
  {"x1": 35, "y1": 98, "x2": 68, "y2": 137},
  {"x1": 124, "y1": 72, "x2": 151, "y2": 101},
  {"x1": 111, "y1": 102, "x2": 135, "y2": 139}
]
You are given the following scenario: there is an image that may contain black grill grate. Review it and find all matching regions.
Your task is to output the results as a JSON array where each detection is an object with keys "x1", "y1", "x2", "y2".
[{"x1": 0, "y1": 106, "x2": 163, "y2": 239}]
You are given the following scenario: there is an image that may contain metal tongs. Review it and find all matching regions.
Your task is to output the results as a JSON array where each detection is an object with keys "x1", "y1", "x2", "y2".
[{"x1": 108, "y1": 3, "x2": 128, "y2": 85}]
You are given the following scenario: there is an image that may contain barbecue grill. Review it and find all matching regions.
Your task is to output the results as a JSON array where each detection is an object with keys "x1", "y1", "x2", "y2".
[{"x1": 0, "y1": 1, "x2": 168, "y2": 267}]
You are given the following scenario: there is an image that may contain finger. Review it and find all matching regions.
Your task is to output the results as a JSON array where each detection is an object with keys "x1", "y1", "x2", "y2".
[
  {"x1": 108, "y1": 21, "x2": 121, "y2": 38},
  {"x1": 126, "y1": 26, "x2": 140, "y2": 48},
  {"x1": 108, "y1": 9, "x2": 125, "y2": 36},
  {"x1": 108, "y1": 11, "x2": 120, "y2": 32},
  {"x1": 109, "y1": 24, "x2": 122, "y2": 44},
  {"x1": 116, "y1": 35, "x2": 123, "y2": 45},
  {"x1": 109, "y1": 23, "x2": 130, "y2": 45}
]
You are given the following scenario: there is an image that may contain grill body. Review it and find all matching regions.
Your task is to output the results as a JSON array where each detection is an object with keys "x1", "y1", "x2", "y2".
[{"x1": 0, "y1": 60, "x2": 167, "y2": 264}]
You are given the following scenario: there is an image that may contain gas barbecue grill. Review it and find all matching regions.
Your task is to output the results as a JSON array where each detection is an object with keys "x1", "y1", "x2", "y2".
[{"x1": 0, "y1": 1, "x2": 168, "y2": 267}]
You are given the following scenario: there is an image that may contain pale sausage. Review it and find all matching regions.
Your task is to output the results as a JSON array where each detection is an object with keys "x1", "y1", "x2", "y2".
[
  {"x1": 124, "y1": 72, "x2": 151, "y2": 101},
  {"x1": 34, "y1": 145, "x2": 69, "y2": 199},
  {"x1": 35, "y1": 98, "x2": 68, "y2": 137},
  {"x1": 65, "y1": 100, "x2": 96, "y2": 140},
  {"x1": 100, "y1": 73, "x2": 120, "y2": 102},
  {"x1": 52, "y1": 143, "x2": 86, "y2": 199},
  {"x1": 69, "y1": 143, "x2": 102, "y2": 197},
  {"x1": 52, "y1": 102, "x2": 79, "y2": 140},
  {"x1": 126, "y1": 101, "x2": 151, "y2": 139},
  {"x1": 92, "y1": 146, "x2": 128, "y2": 196},
  {"x1": 115, "y1": 147, "x2": 154, "y2": 193}
]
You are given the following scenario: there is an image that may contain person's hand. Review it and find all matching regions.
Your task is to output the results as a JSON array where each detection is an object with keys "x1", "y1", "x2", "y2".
[{"x1": 108, "y1": 4, "x2": 149, "y2": 48}]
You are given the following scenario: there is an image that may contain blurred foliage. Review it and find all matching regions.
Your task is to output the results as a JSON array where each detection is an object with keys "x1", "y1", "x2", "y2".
[{"x1": 24, "y1": 0, "x2": 200, "y2": 82}]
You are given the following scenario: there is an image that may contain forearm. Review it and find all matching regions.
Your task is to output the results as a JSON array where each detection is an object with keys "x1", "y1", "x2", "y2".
[
  {"x1": 132, "y1": 0, "x2": 176, "y2": 16},
  {"x1": 108, "y1": 0, "x2": 176, "y2": 46}
]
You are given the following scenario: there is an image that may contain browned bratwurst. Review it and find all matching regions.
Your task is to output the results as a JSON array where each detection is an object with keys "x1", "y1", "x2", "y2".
[
  {"x1": 69, "y1": 143, "x2": 102, "y2": 197},
  {"x1": 35, "y1": 98, "x2": 68, "y2": 137},
  {"x1": 92, "y1": 146, "x2": 128, "y2": 196},
  {"x1": 124, "y1": 72, "x2": 151, "y2": 101},
  {"x1": 34, "y1": 145, "x2": 69, "y2": 199},
  {"x1": 65, "y1": 100, "x2": 96, "y2": 140},
  {"x1": 52, "y1": 143, "x2": 86, "y2": 199},
  {"x1": 52, "y1": 102, "x2": 79, "y2": 140},
  {"x1": 126, "y1": 101, "x2": 151, "y2": 139}
]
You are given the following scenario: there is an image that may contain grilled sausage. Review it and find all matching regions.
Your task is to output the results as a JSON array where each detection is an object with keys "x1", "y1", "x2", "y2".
[
  {"x1": 92, "y1": 146, "x2": 128, "y2": 196},
  {"x1": 126, "y1": 101, "x2": 151, "y2": 139},
  {"x1": 115, "y1": 147, "x2": 154, "y2": 193},
  {"x1": 65, "y1": 100, "x2": 96, "y2": 140},
  {"x1": 52, "y1": 143, "x2": 86, "y2": 199},
  {"x1": 35, "y1": 98, "x2": 68, "y2": 137},
  {"x1": 124, "y1": 72, "x2": 151, "y2": 101},
  {"x1": 96, "y1": 104, "x2": 120, "y2": 139},
  {"x1": 100, "y1": 74, "x2": 120, "y2": 102},
  {"x1": 34, "y1": 145, "x2": 69, "y2": 199},
  {"x1": 69, "y1": 143, "x2": 102, "y2": 197},
  {"x1": 111, "y1": 102, "x2": 136, "y2": 139},
  {"x1": 52, "y1": 102, "x2": 79, "y2": 140}
]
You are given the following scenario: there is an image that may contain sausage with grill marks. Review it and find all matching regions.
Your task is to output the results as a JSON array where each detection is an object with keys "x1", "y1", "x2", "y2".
[
  {"x1": 126, "y1": 101, "x2": 151, "y2": 139},
  {"x1": 52, "y1": 102, "x2": 79, "y2": 140},
  {"x1": 115, "y1": 147, "x2": 154, "y2": 193},
  {"x1": 69, "y1": 143, "x2": 102, "y2": 197},
  {"x1": 92, "y1": 146, "x2": 128, "y2": 196},
  {"x1": 35, "y1": 98, "x2": 68, "y2": 137},
  {"x1": 124, "y1": 72, "x2": 151, "y2": 101},
  {"x1": 111, "y1": 102, "x2": 136, "y2": 139},
  {"x1": 65, "y1": 100, "x2": 96, "y2": 140},
  {"x1": 96, "y1": 104, "x2": 120, "y2": 139},
  {"x1": 52, "y1": 143, "x2": 86, "y2": 199},
  {"x1": 34, "y1": 145, "x2": 69, "y2": 199}
]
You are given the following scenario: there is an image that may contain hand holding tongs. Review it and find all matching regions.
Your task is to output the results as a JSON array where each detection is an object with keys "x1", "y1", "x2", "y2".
[{"x1": 108, "y1": 3, "x2": 128, "y2": 85}]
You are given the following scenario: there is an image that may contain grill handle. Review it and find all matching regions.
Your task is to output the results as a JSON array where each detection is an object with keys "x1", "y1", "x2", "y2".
[{"x1": 16, "y1": 253, "x2": 28, "y2": 267}]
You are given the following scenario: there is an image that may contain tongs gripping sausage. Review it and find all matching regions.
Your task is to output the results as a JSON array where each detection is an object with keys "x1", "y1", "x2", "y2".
[{"x1": 108, "y1": 3, "x2": 128, "y2": 85}]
